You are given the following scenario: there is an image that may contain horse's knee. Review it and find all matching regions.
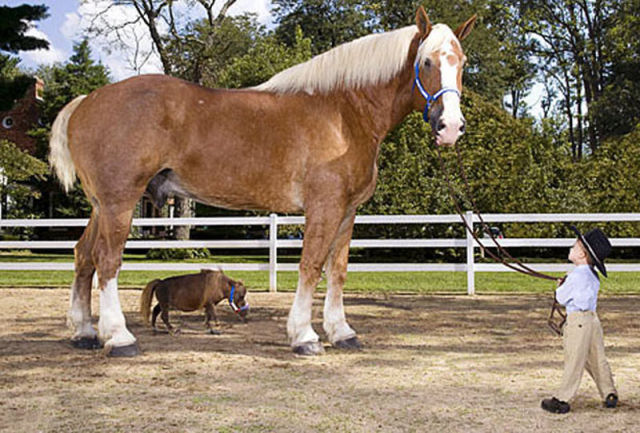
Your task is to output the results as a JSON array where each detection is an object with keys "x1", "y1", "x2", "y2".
[
  {"x1": 299, "y1": 260, "x2": 323, "y2": 287},
  {"x1": 328, "y1": 269, "x2": 347, "y2": 288}
]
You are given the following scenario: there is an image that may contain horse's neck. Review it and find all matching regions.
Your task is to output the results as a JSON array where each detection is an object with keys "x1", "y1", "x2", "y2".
[
  {"x1": 338, "y1": 59, "x2": 416, "y2": 145},
  {"x1": 219, "y1": 280, "x2": 231, "y2": 300}
]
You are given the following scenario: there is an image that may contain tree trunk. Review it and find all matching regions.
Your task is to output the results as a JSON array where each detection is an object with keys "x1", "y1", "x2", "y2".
[{"x1": 173, "y1": 196, "x2": 192, "y2": 240}]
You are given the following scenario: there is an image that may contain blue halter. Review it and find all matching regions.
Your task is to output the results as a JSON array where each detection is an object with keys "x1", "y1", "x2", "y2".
[
  {"x1": 229, "y1": 285, "x2": 249, "y2": 313},
  {"x1": 413, "y1": 62, "x2": 461, "y2": 122}
]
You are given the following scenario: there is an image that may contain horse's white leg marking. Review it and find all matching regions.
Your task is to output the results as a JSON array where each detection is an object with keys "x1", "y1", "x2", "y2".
[
  {"x1": 323, "y1": 223, "x2": 357, "y2": 344},
  {"x1": 67, "y1": 274, "x2": 97, "y2": 339},
  {"x1": 287, "y1": 279, "x2": 320, "y2": 346},
  {"x1": 323, "y1": 285, "x2": 356, "y2": 344},
  {"x1": 98, "y1": 271, "x2": 136, "y2": 349}
]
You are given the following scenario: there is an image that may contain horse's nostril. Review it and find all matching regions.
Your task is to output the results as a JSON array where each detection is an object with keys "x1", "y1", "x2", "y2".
[
  {"x1": 459, "y1": 124, "x2": 466, "y2": 134},
  {"x1": 437, "y1": 120, "x2": 446, "y2": 131}
]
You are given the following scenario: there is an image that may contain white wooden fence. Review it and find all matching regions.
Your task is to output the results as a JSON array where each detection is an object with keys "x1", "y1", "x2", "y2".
[{"x1": 1, "y1": 212, "x2": 639, "y2": 294}]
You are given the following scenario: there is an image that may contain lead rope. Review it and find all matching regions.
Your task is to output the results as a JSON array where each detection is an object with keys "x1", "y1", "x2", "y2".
[
  {"x1": 453, "y1": 145, "x2": 558, "y2": 281},
  {"x1": 436, "y1": 146, "x2": 565, "y2": 335},
  {"x1": 436, "y1": 146, "x2": 556, "y2": 279}
]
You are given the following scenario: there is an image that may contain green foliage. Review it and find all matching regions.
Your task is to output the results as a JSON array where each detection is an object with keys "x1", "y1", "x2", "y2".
[
  {"x1": 37, "y1": 40, "x2": 110, "y2": 128},
  {"x1": 0, "y1": 4, "x2": 49, "y2": 53},
  {"x1": 272, "y1": 0, "x2": 374, "y2": 54},
  {"x1": 0, "y1": 139, "x2": 48, "y2": 223},
  {"x1": 574, "y1": 124, "x2": 640, "y2": 237},
  {"x1": 359, "y1": 90, "x2": 575, "y2": 240},
  {"x1": 0, "y1": 54, "x2": 34, "y2": 111},
  {"x1": 216, "y1": 28, "x2": 312, "y2": 88},
  {"x1": 167, "y1": 14, "x2": 265, "y2": 85},
  {"x1": 590, "y1": 0, "x2": 640, "y2": 139},
  {"x1": 145, "y1": 248, "x2": 212, "y2": 260}
]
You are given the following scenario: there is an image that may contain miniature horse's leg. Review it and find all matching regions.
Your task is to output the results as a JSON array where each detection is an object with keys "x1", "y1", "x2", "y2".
[
  {"x1": 288, "y1": 194, "x2": 348, "y2": 355},
  {"x1": 68, "y1": 211, "x2": 100, "y2": 349},
  {"x1": 204, "y1": 302, "x2": 220, "y2": 335},
  {"x1": 93, "y1": 205, "x2": 140, "y2": 356},
  {"x1": 323, "y1": 210, "x2": 360, "y2": 349},
  {"x1": 151, "y1": 304, "x2": 162, "y2": 331},
  {"x1": 160, "y1": 305, "x2": 179, "y2": 335}
]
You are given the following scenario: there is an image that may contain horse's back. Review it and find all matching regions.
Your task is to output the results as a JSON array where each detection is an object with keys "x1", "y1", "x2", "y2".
[{"x1": 156, "y1": 272, "x2": 210, "y2": 311}]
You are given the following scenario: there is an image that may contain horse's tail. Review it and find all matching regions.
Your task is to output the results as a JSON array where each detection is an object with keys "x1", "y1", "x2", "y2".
[
  {"x1": 140, "y1": 279, "x2": 160, "y2": 325},
  {"x1": 48, "y1": 95, "x2": 87, "y2": 193}
]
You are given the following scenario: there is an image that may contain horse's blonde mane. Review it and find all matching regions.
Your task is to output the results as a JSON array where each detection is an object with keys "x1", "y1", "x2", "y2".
[
  {"x1": 255, "y1": 25, "x2": 421, "y2": 95},
  {"x1": 416, "y1": 24, "x2": 460, "y2": 64}
]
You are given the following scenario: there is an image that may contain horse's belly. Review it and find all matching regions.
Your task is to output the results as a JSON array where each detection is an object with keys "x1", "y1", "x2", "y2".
[{"x1": 146, "y1": 168, "x2": 304, "y2": 213}]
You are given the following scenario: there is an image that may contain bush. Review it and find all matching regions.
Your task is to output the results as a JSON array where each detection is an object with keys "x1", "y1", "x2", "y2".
[{"x1": 145, "y1": 248, "x2": 212, "y2": 260}]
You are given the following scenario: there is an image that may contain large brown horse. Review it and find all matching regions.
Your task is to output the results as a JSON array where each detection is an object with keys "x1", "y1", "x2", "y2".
[{"x1": 49, "y1": 7, "x2": 475, "y2": 356}]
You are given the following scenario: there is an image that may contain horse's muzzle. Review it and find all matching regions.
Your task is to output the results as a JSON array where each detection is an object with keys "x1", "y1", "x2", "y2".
[{"x1": 434, "y1": 118, "x2": 465, "y2": 146}]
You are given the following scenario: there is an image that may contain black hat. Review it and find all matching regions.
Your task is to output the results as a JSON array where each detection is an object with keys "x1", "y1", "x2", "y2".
[{"x1": 568, "y1": 225, "x2": 612, "y2": 277}]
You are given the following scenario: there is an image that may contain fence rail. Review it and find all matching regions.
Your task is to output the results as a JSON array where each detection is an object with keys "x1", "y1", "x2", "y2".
[{"x1": 1, "y1": 212, "x2": 639, "y2": 294}]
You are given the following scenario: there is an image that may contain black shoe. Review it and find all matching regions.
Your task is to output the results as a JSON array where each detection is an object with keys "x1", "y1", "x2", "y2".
[
  {"x1": 605, "y1": 393, "x2": 618, "y2": 408},
  {"x1": 541, "y1": 397, "x2": 570, "y2": 414}
]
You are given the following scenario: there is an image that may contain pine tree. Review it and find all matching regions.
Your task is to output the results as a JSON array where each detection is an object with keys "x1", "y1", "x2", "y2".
[{"x1": 0, "y1": 4, "x2": 49, "y2": 53}]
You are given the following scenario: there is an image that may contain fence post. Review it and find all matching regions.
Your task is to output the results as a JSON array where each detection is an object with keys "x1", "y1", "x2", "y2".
[
  {"x1": 269, "y1": 213, "x2": 278, "y2": 292},
  {"x1": 465, "y1": 210, "x2": 475, "y2": 295}
]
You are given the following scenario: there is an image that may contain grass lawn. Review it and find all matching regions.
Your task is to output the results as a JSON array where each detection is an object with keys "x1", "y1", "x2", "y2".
[
  {"x1": 1, "y1": 251, "x2": 639, "y2": 293},
  {"x1": 1, "y1": 267, "x2": 639, "y2": 294}
]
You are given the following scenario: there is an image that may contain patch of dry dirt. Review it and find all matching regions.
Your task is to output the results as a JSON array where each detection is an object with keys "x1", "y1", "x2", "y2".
[{"x1": 1, "y1": 288, "x2": 639, "y2": 432}]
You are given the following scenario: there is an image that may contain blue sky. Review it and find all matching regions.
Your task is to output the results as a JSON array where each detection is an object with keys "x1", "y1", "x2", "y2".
[
  {"x1": 6, "y1": 0, "x2": 79, "y2": 67},
  {"x1": 7, "y1": 0, "x2": 273, "y2": 80}
]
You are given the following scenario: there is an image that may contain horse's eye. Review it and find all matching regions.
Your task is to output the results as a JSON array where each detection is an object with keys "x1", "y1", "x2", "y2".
[{"x1": 424, "y1": 59, "x2": 432, "y2": 68}]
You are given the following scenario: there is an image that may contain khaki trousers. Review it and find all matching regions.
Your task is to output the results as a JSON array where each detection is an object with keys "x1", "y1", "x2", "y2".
[{"x1": 556, "y1": 311, "x2": 617, "y2": 402}]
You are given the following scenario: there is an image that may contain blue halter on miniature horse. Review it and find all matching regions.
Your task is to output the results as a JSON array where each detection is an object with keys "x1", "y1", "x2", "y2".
[
  {"x1": 413, "y1": 62, "x2": 461, "y2": 122},
  {"x1": 228, "y1": 285, "x2": 249, "y2": 315}
]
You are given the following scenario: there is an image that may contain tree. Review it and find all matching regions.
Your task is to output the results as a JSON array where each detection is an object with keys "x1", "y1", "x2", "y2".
[
  {"x1": 358, "y1": 90, "x2": 574, "y2": 243},
  {"x1": 0, "y1": 54, "x2": 36, "y2": 111},
  {"x1": 272, "y1": 0, "x2": 373, "y2": 54},
  {"x1": 0, "y1": 139, "x2": 48, "y2": 225},
  {"x1": 0, "y1": 4, "x2": 50, "y2": 111},
  {"x1": 519, "y1": 0, "x2": 625, "y2": 158},
  {"x1": 589, "y1": 0, "x2": 640, "y2": 139},
  {"x1": 216, "y1": 27, "x2": 312, "y2": 88},
  {"x1": 166, "y1": 13, "x2": 265, "y2": 86},
  {"x1": 38, "y1": 40, "x2": 111, "y2": 128},
  {"x1": 0, "y1": 4, "x2": 49, "y2": 53}
]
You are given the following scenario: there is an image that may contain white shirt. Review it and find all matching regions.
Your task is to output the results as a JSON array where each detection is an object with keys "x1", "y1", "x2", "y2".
[{"x1": 555, "y1": 265, "x2": 600, "y2": 312}]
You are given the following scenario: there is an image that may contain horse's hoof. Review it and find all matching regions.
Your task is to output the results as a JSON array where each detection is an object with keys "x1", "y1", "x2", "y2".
[
  {"x1": 169, "y1": 328, "x2": 181, "y2": 336},
  {"x1": 333, "y1": 336, "x2": 362, "y2": 350},
  {"x1": 71, "y1": 336, "x2": 102, "y2": 350},
  {"x1": 292, "y1": 341, "x2": 325, "y2": 356},
  {"x1": 106, "y1": 343, "x2": 140, "y2": 357},
  {"x1": 208, "y1": 329, "x2": 221, "y2": 335}
]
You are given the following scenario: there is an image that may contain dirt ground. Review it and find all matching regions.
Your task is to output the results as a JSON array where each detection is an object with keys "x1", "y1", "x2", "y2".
[{"x1": 1, "y1": 288, "x2": 639, "y2": 433}]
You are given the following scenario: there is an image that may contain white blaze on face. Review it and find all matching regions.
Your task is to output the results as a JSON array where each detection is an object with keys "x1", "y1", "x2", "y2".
[
  {"x1": 437, "y1": 40, "x2": 464, "y2": 145},
  {"x1": 416, "y1": 24, "x2": 465, "y2": 145}
]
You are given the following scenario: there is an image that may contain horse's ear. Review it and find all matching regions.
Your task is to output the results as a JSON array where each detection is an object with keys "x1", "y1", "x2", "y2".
[
  {"x1": 415, "y1": 6, "x2": 432, "y2": 40},
  {"x1": 454, "y1": 14, "x2": 477, "y2": 41}
]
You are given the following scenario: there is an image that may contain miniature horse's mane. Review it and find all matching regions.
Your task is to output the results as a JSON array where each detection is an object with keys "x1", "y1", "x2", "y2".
[{"x1": 255, "y1": 24, "x2": 458, "y2": 95}]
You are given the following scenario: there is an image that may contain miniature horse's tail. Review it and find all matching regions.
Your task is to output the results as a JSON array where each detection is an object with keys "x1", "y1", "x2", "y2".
[
  {"x1": 49, "y1": 95, "x2": 86, "y2": 193},
  {"x1": 140, "y1": 279, "x2": 161, "y2": 325}
]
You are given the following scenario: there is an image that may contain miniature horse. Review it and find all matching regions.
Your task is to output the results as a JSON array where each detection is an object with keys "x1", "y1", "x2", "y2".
[
  {"x1": 49, "y1": 7, "x2": 475, "y2": 356},
  {"x1": 140, "y1": 269, "x2": 248, "y2": 335}
]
